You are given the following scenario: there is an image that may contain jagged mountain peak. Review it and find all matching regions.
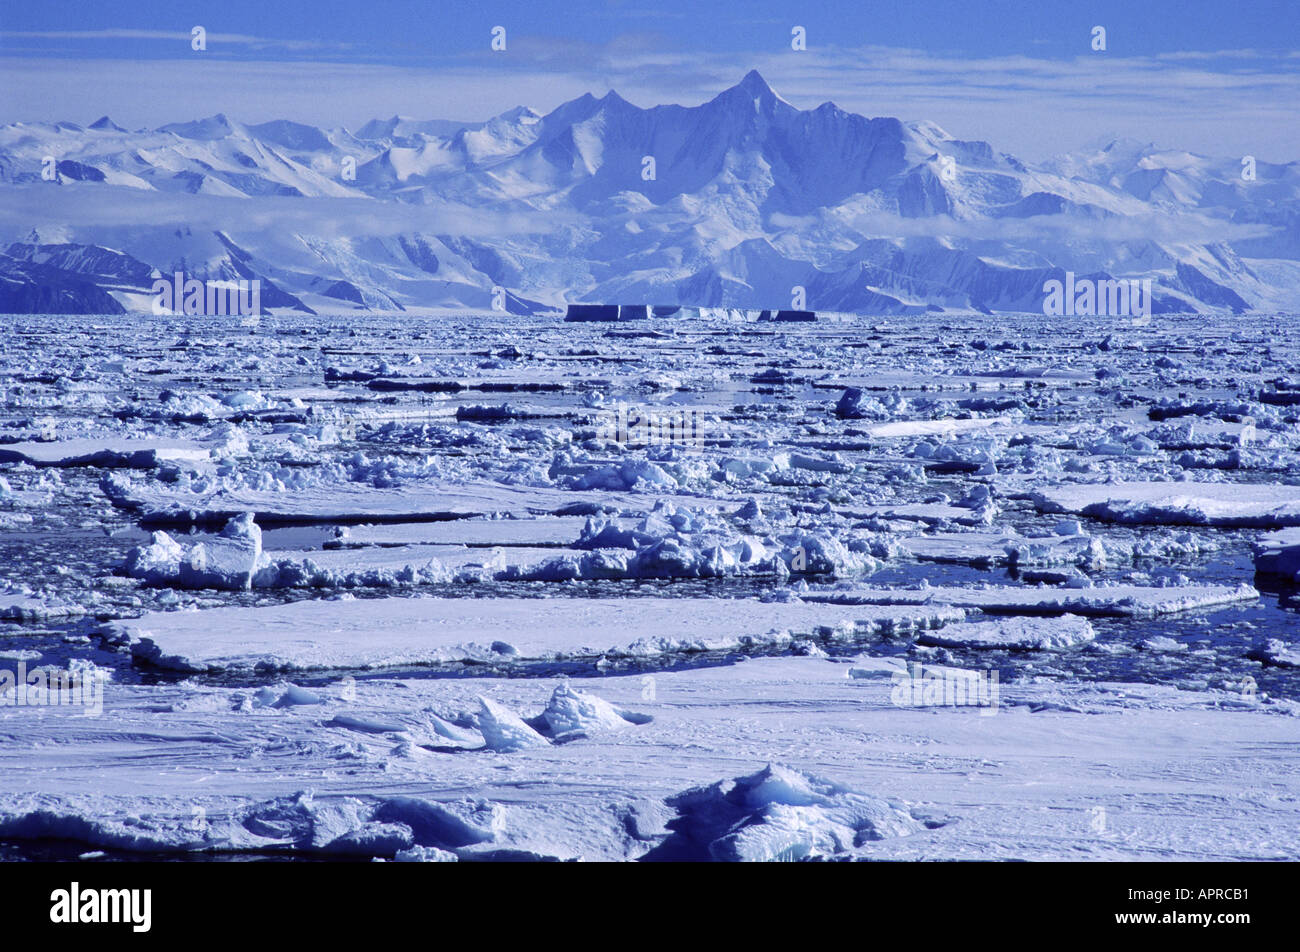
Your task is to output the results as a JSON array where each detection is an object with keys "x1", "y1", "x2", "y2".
[
  {"x1": 708, "y1": 69, "x2": 795, "y2": 112},
  {"x1": 247, "y1": 119, "x2": 333, "y2": 152},
  {"x1": 494, "y1": 105, "x2": 542, "y2": 124},
  {"x1": 158, "y1": 113, "x2": 238, "y2": 141},
  {"x1": 738, "y1": 69, "x2": 778, "y2": 97}
]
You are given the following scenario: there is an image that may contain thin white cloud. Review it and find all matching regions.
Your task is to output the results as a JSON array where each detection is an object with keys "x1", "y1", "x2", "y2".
[
  {"x1": 2, "y1": 30, "x2": 198, "y2": 40},
  {"x1": 0, "y1": 39, "x2": 1295, "y2": 162},
  {"x1": 0, "y1": 182, "x2": 574, "y2": 239},
  {"x1": 769, "y1": 208, "x2": 1279, "y2": 245},
  {"x1": 0, "y1": 29, "x2": 349, "y2": 51},
  {"x1": 1154, "y1": 48, "x2": 1269, "y2": 61}
]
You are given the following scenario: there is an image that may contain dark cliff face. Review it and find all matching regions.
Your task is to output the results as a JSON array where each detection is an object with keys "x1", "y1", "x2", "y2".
[{"x1": 0, "y1": 257, "x2": 126, "y2": 314}]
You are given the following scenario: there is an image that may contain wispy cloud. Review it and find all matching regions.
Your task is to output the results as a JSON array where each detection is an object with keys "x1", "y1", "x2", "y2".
[
  {"x1": 0, "y1": 29, "x2": 350, "y2": 52},
  {"x1": 0, "y1": 182, "x2": 574, "y2": 239},
  {"x1": 1, "y1": 39, "x2": 1295, "y2": 162},
  {"x1": 770, "y1": 208, "x2": 1280, "y2": 245}
]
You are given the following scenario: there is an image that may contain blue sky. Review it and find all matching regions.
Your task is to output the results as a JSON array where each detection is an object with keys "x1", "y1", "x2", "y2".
[{"x1": 2, "y1": 0, "x2": 1296, "y2": 159}]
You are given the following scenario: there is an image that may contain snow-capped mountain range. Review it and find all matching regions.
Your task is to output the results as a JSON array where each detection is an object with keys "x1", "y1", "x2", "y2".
[{"x1": 1, "y1": 70, "x2": 1297, "y2": 315}]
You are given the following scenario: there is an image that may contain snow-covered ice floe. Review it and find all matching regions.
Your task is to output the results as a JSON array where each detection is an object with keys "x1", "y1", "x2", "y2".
[
  {"x1": 105, "y1": 596, "x2": 966, "y2": 673},
  {"x1": 324, "y1": 516, "x2": 603, "y2": 548},
  {"x1": 1247, "y1": 639, "x2": 1300, "y2": 669},
  {"x1": 0, "y1": 658, "x2": 1295, "y2": 861},
  {"x1": 916, "y1": 614, "x2": 1095, "y2": 650},
  {"x1": 1253, "y1": 528, "x2": 1300, "y2": 582},
  {"x1": 0, "y1": 592, "x2": 85, "y2": 622},
  {"x1": 803, "y1": 582, "x2": 1258, "y2": 618},
  {"x1": 102, "y1": 474, "x2": 733, "y2": 528},
  {"x1": 896, "y1": 528, "x2": 1214, "y2": 569},
  {"x1": 1030, "y1": 481, "x2": 1300, "y2": 528},
  {"x1": 0, "y1": 437, "x2": 214, "y2": 468},
  {"x1": 121, "y1": 501, "x2": 902, "y2": 589}
]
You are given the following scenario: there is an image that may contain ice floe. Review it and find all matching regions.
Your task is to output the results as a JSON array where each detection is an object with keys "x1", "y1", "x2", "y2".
[
  {"x1": 1030, "y1": 481, "x2": 1300, "y2": 528},
  {"x1": 0, "y1": 656, "x2": 1296, "y2": 860},
  {"x1": 0, "y1": 592, "x2": 84, "y2": 622},
  {"x1": 0, "y1": 437, "x2": 212, "y2": 468},
  {"x1": 1253, "y1": 528, "x2": 1300, "y2": 582},
  {"x1": 917, "y1": 614, "x2": 1096, "y2": 650},
  {"x1": 105, "y1": 596, "x2": 966, "y2": 674},
  {"x1": 804, "y1": 582, "x2": 1258, "y2": 618},
  {"x1": 1247, "y1": 639, "x2": 1300, "y2": 669}
]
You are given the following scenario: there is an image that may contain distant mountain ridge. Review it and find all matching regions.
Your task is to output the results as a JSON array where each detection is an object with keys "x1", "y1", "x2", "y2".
[{"x1": 0, "y1": 70, "x2": 1296, "y2": 315}]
